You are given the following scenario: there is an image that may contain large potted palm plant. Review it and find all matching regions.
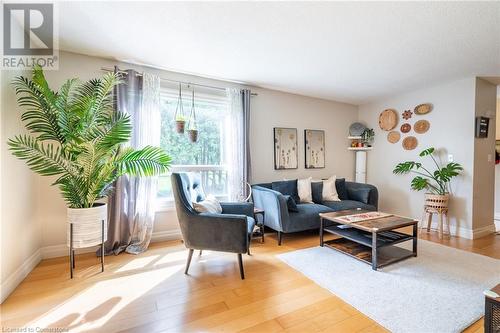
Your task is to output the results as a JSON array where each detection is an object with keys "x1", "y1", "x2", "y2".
[
  {"x1": 393, "y1": 147, "x2": 463, "y2": 210},
  {"x1": 8, "y1": 67, "x2": 171, "y2": 250}
]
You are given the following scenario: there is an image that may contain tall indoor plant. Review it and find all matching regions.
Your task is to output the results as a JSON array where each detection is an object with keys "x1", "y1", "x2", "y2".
[
  {"x1": 8, "y1": 67, "x2": 171, "y2": 251},
  {"x1": 393, "y1": 147, "x2": 463, "y2": 209}
]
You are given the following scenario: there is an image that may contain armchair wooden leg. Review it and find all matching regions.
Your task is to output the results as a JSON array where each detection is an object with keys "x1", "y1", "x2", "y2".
[
  {"x1": 238, "y1": 253, "x2": 245, "y2": 279},
  {"x1": 247, "y1": 235, "x2": 251, "y2": 256},
  {"x1": 278, "y1": 231, "x2": 283, "y2": 246},
  {"x1": 185, "y1": 249, "x2": 194, "y2": 275}
]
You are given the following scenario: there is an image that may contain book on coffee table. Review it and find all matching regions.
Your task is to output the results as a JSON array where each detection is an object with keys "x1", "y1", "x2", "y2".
[{"x1": 332, "y1": 211, "x2": 392, "y2": 224}]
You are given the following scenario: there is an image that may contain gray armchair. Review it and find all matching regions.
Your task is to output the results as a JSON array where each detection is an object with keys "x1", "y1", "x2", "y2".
[{"x1": 171, "y1": 173, "x2": 255, "y2": 279}]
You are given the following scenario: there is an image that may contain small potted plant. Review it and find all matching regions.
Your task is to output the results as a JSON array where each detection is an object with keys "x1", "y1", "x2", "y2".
[
  {"x1": 393, "y1": 147, "x2": 463, "y2": 211},
  {"x1": 187, "y1": 122, "x2": 198, "y2": 143},
  {"x1": 187, "y1": 89, "x2": 198, "y2": 143},
  {"x1": 175, "y1": 114, "x2": 186, "y2": 134},
  {"x1": 362, "y1": 128, "x2": 375, "y2": 147}
]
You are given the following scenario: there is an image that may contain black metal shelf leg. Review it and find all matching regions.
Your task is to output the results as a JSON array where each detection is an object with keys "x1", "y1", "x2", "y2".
[{"x1": 70, "y1": 223, "x2": 73, "y2": 279}]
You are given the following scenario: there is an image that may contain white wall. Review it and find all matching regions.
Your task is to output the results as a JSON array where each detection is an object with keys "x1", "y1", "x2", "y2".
[
  {"x1": 24, "y1": 51, "x2": 358, "y2": 251},
  {"x1": 358, "y1": 78, "x2": 477, "y2": 237},
  {"x1": 472, "y1": 78, "x2": 497, "y2": 233},
  {"x1": 1, "y1": 69, "x2": 42, "y2": 302},
  {"x1": 358, "y1": 77, "x2": 498, "y2": 238},
  {"x1": 250, "y1": 88, "x2": 357, "y2": 183},
  {"x1": 493, "y1": 92, "x2": 500, "y2": 229}
]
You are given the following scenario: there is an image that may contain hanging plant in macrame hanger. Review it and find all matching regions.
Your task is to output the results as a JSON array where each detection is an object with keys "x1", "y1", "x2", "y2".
[
  {"x1": 174, "y1": 83, "x2": 186, "y2": 134},
  {"x1": 187, "y1": 86, "x2": 199, "y2": 143}
]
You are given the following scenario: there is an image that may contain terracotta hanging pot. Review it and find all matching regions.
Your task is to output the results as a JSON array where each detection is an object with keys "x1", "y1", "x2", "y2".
[
  {"x1": 188, "y1": 129, "x2": 198, "y2": 143},
  {"x1": 187, "y1": 88, "x2": 198, "y2": 143},
  {"x1": 175, "y1": 120, "x2": 186, "y2": 134}
]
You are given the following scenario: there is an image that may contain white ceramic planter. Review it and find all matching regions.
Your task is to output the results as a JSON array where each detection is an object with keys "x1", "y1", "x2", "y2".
[{"x1": 67, "y1": 203, "x2": 108, "y2": 249}]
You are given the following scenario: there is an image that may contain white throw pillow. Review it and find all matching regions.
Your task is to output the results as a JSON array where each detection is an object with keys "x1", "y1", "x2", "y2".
[
  {"x1": 298, "y1": 177, "x2": 313, "y2": 203},
  {"x1": 323, "y1": 176, "x2": 340, "y2": 201},
  {"x1": 192, "y1": 195, "x2": 222, "y2": 214}
]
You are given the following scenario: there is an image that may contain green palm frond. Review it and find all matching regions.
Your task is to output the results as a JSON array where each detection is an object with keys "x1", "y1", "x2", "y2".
[
  {"x1": 116, "y1": 146, "x2": 172, "y2": 177},
  {"x1": 8, "y1": 67, "x2": 171, "y2": 208},
  {"x1": 13, "y1": 72, "x2": 63, "y2": 143},
  {"x1": 8, "y1": 134, "x2": 76, "y2": 176},
  {"x1": 55, "y1": 78, "x2": 78, "y2": 141},
  {"x1": 92, "y1": 111, "x2": 132, "y2": 150}
]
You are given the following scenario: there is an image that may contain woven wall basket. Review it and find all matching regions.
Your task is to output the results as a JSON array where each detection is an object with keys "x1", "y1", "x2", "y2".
[
  {"x1": 67, "y1": 203, "x2": 108, "y2": 248},
  {"x1": 424, "y1": 193, "x2": 449, "y2": 212}
]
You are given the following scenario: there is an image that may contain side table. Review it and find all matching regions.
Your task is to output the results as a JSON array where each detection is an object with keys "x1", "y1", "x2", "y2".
[
  {"x1": 485, "y1": 284, "x2": 500, "y2": 333},
  {"x1": 253, "y1": 208, "x2": 265, "y2": 243}
]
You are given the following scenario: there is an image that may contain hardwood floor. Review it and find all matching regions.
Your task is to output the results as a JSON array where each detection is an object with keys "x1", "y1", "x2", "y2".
[{"x1": 1, "y1": 229, "x2": 498, "y2": 332}]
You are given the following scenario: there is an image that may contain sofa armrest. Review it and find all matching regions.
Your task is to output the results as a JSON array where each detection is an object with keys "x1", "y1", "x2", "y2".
[
  {"x1": 182, "y1": 213, "x2": 249, "y2": 253},
  {"x1": 251, "y1": 186, "x2": 289, "y2": 232},
  {"x1": 345, "y1": 181, "x2": 378, "y2": 209},
  {"x1": 220, "y1": 202, "x2": 254, "y2": 218}
]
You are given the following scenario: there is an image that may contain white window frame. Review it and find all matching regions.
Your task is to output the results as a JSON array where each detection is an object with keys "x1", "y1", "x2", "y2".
[{"x1": 156, "y1": 88, "x2": 230, "y2": 212}]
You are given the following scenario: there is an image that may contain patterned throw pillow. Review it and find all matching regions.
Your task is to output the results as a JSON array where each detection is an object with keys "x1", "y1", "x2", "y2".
[
  {"x1": 323, "y1": 176, "x2": 340, "y2": 201},
  {"x1": 298, "y1": 177, "x2": 313, "y2": 203},
  {"x1": 192, "y1": 195, "x2": 222, "y2": 214}
]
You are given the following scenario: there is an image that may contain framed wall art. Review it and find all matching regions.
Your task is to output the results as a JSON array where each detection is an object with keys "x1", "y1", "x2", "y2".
[
  {"x1": 305, "y1": 129, "x2": 325, "y2": 169},
  {"x1": 274, "y1": 127, "x2": 298, "y2": 169}
]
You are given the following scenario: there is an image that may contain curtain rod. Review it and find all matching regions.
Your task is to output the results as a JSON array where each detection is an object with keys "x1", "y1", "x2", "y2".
[{"x1": 101, "y1": 66, "x2": 257, "y2": 96}]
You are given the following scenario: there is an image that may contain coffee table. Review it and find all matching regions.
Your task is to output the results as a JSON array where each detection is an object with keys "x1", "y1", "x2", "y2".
[{"x1": 319, "y1": 209, "x2": 418, "y2": 270}]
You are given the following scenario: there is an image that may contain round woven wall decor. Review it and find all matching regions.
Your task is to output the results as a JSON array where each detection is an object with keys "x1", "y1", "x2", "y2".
[
  {"x1": 414, "y1": 119, "x2": 430, "y2": 134},
  {"x1": 387, "y1": 131, "x2": 400, "y2": 144},
  {"x1": 400, "y1": 123, "x2": 412, "y2": 133},
  {"x1": 414, "y1": 103, "x2": 433, "y2": 115},
  {"x1": 379, "y1": 109, "x2": 398, "y2": 131},
  {"x1": 402, "y1": 136, "x2": 418, "y2": 150}
]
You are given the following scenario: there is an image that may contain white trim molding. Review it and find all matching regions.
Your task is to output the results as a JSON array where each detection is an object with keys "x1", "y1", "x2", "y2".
[
  {"x1": 41, "y1": 229, "x2": 182, "y2": 259},
  {"x1": 1, "y1": 229, "x2": 182, "y2": 303},
  {"x1": 0, "y1": 249, "x2": 42, "y2": 303},
  {"x1": 425, "y1": 221, "x2": 496, "y2": 239}
]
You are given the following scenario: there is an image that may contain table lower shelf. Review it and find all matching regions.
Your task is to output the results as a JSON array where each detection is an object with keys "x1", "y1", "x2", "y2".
[{"x1": 323, "y1": 237, "x2": 416, "y2": 269}]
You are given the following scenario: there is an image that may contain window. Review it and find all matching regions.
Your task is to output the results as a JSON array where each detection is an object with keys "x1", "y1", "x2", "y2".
[{"x1": 157, "y1": 87, "x2": 230, "y2": 208}]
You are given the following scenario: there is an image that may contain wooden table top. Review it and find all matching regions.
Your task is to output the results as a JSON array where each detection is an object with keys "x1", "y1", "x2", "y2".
[
  {"x1": 488, "y1": 284, "x2": 500, "y2": 302},
  {"x1": 320, "y1": 209, "x2": 418, "y2": 232}
]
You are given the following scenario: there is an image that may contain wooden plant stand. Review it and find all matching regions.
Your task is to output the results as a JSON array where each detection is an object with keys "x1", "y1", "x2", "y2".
[{"x1": 420, "y1": 193, "x2": 450, "y2": 239}]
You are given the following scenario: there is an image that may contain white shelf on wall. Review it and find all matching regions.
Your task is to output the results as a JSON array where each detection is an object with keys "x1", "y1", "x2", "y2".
[
  {"x1": 347, "y1": 147, "x2": 373, "y2": 151},
  {"x1": 347, "y1": 136, "x2": 363, "y2": 140}
]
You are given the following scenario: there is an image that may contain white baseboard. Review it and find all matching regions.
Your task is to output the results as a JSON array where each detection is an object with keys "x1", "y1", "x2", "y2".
[
  {"x1": 1, "y1": 229, "x2": 182, "y2": 304},
  {"x1": 425, "y1": 221, "x2": 495, "y2": 239},
  {"x1": 151, "y1": 229, "x2": 182, "y2": 243},
  {"x1": 472, "y1": 224, "x2": 496, "y2": 238},
  {"x1": 0, "y1": 249, "x2": 42, "y2": 303},
  {"x1": 494, "y1": 213, "x2": 500, "y2": 231},
  {"x1": 41, "y1": 229, "x2": 182, "y2": 259}
]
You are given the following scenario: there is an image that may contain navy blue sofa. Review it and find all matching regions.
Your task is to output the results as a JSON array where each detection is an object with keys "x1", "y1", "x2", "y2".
[{"x1": 251, "y1": 180, "x2": 378, "y2": 245}]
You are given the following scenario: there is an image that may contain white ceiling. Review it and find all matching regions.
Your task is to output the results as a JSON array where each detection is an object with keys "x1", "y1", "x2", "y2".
[{"x1": 58, "y1": 1, "x2": 500, "y2": 104}]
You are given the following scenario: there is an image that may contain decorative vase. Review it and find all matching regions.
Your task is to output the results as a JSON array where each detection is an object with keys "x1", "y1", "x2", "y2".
[
  {"x1": 175, "y1": 120, "x2": 186, "y2": 134},
  {"x1": 188, "y1": 129, "x2": 198, "y2": 143},
  {"x1": 67, "y1": 203, "x2": 108, "y2": 249},
  {"x1": 424, "y1": 193, "x2": 449, "y2": 212}
]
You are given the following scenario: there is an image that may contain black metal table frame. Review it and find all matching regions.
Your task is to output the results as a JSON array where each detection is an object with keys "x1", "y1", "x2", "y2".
[
  {"x1": 320, "y1": 217, "x2": 418, "y2": 271},
  {"x1": 69, "y1": 219, "x2": 105, "y2": 278},
  {"x1": 253, "y1": 210, "x2": 265, "y2": 243}
]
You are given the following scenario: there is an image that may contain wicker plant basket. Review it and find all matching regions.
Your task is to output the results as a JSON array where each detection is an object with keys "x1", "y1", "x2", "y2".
[{"x1": 424, "y1": 193, "x2": 449, "y2": 212}]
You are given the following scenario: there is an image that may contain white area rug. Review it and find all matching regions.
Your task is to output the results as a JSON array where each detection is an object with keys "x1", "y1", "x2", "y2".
[{"x1": 277, "y1": 240, "x2": 500, "y2": 333}]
